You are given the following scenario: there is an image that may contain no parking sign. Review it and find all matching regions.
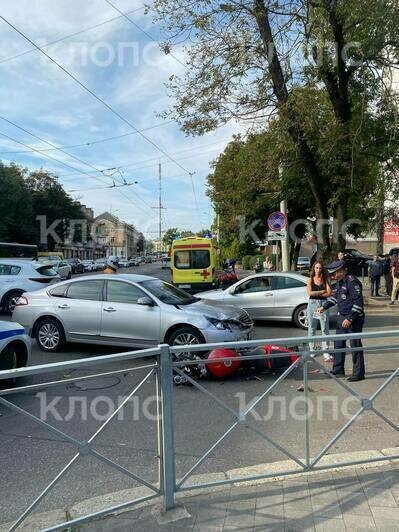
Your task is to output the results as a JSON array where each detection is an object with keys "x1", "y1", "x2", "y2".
[{"x1": 267, "y1": 211, "x2": 287, "y2": 232}]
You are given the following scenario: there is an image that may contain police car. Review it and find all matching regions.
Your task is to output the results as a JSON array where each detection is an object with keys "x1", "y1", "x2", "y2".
[{"x1": 0, "y1": 321, "x2": 30, "y2": 385}]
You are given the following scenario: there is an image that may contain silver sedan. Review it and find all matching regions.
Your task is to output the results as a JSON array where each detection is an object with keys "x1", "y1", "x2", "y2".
[
  {"x1": 12, "y1": 274, "x2": 254, "y2": 352},
  {"x1": 200, "y1": 272, "x2": 327, "y2": 329}
]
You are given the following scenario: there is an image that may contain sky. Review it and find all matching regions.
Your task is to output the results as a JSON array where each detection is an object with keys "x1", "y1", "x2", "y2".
[{"x1": 0, "y1": 0, "x2": 247, "y2": 239}]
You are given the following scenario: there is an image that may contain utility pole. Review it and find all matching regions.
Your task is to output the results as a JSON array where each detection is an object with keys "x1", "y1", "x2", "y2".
[
  {"x1": 280, "y1": 198, "x2": 290, "y2": 271},
  {"x1": 159, "y1": 163, "x2": 162, "y2": 240}
]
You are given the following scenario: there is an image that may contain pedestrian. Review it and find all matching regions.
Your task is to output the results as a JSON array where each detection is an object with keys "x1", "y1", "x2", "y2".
[
  {"x1": 318, "y1": 260, "x2": 365, "y2": 382},
  {"x1": 306, "y1": 261, "x2": 332, "y2": 361},
  {"x1": 383, "y1": 256, "x2": 393, "y2": 296},
  {"x1": 368, "y1": 255, "x2": 383, "y2": 297},
  {"x1": 337, "y1": 251, "x2": 345, "y2": 261},
  {"x1": 228, "y1": 258, "x2": 236, "y2": 273},
  {"x1": 263, "y1": 256, "x2": 274, "y2": 272},
  {"x1": 104, "y1": 257, "x2": 118, "y2": 274},
  {"x1": 389, "y1": 254, "x2": 399, "y2": 305}
]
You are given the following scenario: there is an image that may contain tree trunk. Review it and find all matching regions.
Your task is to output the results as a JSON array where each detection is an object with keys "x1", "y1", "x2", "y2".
[{"x1": 253, "y1": 0, "x2": 331, "y2": 253}]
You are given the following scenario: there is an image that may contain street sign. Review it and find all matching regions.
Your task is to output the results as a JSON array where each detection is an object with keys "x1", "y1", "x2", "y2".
[
  {"x1": 267, "y1": 230, "x2": 287, "y2": 241},
  {"x1": 268, "y1": 211, "x2": 287, "y2": 231}
]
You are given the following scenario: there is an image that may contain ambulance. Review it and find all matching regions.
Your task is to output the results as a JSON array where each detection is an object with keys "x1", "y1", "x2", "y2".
[{"x1": 170, "y1": 237, "x2": 219, "y2": 293}]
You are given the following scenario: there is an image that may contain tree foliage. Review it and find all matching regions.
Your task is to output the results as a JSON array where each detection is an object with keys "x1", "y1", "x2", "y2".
[
  {"x1": 148, "y1": 0, "x2": 399, "y2": 255},
  {"x1": 0, "y1": 162, "x2": 85, "y2": 249}
]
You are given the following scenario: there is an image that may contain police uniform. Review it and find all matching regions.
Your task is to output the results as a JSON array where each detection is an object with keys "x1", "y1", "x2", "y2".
[{"x1": 322, "y1": 261, "x2": 365, "y2": 380}]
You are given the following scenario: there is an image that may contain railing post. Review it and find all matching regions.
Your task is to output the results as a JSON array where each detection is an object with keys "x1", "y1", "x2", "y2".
[
  {"x1": 158, "y1": 344, "x2": 176, "y2": 510},
  {"x1": 303, "y1": 355, "x2": 310, "y2": 469}
]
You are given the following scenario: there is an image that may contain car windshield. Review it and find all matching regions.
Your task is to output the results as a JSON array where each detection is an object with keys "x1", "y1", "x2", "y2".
[
  {"x1": 37, "y1": 256, "x2": 60, "y2": 262},
  {"x1": 140, "y1": 279, "x2": 198, "y2": 305},
  {"x1": 34, "y1": 264, "x2": 58, "y2": 276},
  {"x1": 347, "y1": 249, "x2": 366, "y2": 257}
]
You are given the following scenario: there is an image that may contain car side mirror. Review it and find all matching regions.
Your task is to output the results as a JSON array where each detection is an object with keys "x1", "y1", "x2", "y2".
[{"x1": 137, "y1": 296, "x2": 154, "y2": 306}]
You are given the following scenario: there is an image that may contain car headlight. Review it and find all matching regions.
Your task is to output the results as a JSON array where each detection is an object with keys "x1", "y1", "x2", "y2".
[{"x1": 206, "y1": 317, "x2": 231, "y2": 331}]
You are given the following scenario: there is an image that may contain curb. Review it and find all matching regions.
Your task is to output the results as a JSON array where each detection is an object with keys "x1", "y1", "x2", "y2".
[{"x1": 1, "y1": 448, "x2": 398, "y2": 531}]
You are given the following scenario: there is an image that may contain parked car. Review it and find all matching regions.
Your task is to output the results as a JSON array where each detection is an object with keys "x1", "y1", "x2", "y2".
[
  {"x1": 0, "y1": 320, "x2": 30, "y2": 386},
  {"x1": 81, "y1": 260, "x2": 96, "y2": 272},
  {"x1": 297, "y1": 256, "x2": 311, "y2": 271},
  {"x1": 65, "y1": 258, "x2": 85, "y2": 274},
  {"x1": 162, "y1": 257, "x2": 171, "y2": 269},
  {"x1": 12, "y1": 274, "x2": 254, "y2": 352},
  {"x1": 343, "y1": 249, "x2": 372, "y2": 276},
  {"x1": 34, "y1": 257, "x2": 72, "y2": 280},
  {"x1": 95, "y1": 258, "x2": 107, "y2": 271},
  {"x1": 128, "y1": 258, "x2": 140, "y2": 267},
  {"x1": 118, "y1": 258, "x2": 129, "y2": 268},
  {"x1": 145, "y1": 256, "x2": 153, "y2": 264},
  {"x1": 199, "y1": 272, "x2": 336, "y2": 330},
  {"x1": 0, "y1": 259, "x2": 59, "y2": 314}
]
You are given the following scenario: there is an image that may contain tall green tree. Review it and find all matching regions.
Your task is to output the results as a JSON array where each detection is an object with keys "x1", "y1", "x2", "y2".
[
  {"x1": 26, "y1": 171, "x2": 84, "y2": 250},
  {"x1": 149, "y1": 0, "x2": 399, "y2": 255},
  {"x1": 0, "y1": 162, "x2": 34, "y2": 243},
  {"x1": 162, "y1": 227, "x2": 180, "y2": 247}
]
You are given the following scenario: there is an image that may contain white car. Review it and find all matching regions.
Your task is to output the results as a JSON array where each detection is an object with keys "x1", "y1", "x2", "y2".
[
  {"x1": 34, "y1": 257, "x2": 72, "y2": 280},
  {"x1": 0, "y1": 259, "x2": 59, "y2": 314},
  {"x1": 81, "y1": 260, "x2": 96, "y2": 272},
  {"x1": 118, "y1": 258, "x2": 129, "y2": 268},
  {"x1": 0, "y1": 320, "x2": 30, "y2": 385},
  {"x1": 297, "y1": 257, "x2": 311, "y2": 271},
  {"x1": 162, "y1": 257, "x2": 171, "y2": 269},
  {"x1": 199, "y1": 272, "x2": 337, "y2": 329}
]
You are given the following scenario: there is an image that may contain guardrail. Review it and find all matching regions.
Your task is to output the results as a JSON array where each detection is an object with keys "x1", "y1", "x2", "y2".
[{"x1": 0, "y1": 330, "x2": 398, "y2": 531}]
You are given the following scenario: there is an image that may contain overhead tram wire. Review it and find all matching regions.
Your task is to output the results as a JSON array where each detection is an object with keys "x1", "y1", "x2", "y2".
[
  {"x1": 104, "y1": 0, "x2": 204, "y2": 220},
  {"x1": 0, "y1": 120, "x2": 173, "y2": 155},
  {"x1": 0, "y1": 13, "x2": 204, "y2": 222},
  {"x1": 0, "y1": 117, "x2": 160, "y2": 212},
  {"x1": 0, "y1": 130, "x2": 111, "y2": 186},
  {"x1": 0, "y1": 130, "x2": 154, "y2": 217},
  {"x1": 0, "y1": 115, "x2": 124, "y2": 179},
  {"x1": 54, "y1": 137, "x2": 233, "y2": 179},
  {"x1": 0, "y1": 5, "x2": 145, "y2": 65},
  {"x1": 0, "y1": 15, "x2": 193, "y2": 177}
]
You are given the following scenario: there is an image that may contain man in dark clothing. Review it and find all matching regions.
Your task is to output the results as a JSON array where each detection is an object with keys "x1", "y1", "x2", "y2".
[
  {"x1": 319, "y1": 260, "x2": 365, "y2": 382},
  {"x1": 368, "y1": 255, "x2": 383, "y2": 297}
]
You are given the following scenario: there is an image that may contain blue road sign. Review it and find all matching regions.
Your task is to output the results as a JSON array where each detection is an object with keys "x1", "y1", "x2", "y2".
[{"x1": 268, "y1": 211, "x2": 287, "y2": 231}]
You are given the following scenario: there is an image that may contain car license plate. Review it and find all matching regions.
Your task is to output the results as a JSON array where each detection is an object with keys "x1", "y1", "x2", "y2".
[{"x1": 178, "y1": 284, "x2": 191, "y2": 288}]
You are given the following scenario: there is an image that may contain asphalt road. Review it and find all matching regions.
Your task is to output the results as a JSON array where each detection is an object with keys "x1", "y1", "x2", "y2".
[{"x1": 0, "y1": 263, "x2": 398, "y2": 524}]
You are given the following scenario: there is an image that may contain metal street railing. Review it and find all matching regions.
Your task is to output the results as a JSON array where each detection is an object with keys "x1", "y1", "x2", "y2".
[{"x1": 0, "y1": 330, "x2": 398, "y2": 531}]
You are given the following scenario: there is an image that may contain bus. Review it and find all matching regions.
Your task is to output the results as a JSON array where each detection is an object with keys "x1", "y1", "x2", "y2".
[
  {"x1": 0, "y1": 242, "x2": 38, "y2": 259},
  {"x1": 170, "y1": 237, "x2": 219, "y2": 293}
]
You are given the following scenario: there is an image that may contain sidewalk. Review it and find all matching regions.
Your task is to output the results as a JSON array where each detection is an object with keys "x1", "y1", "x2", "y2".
[{"x1": 78, "y1": 461, "x2": 399, "y2": 531}]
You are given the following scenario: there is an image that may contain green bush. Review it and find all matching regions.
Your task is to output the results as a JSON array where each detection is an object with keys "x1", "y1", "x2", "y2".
[{"x1": 242, "y1": 255, "x2": 255, "y2": 270}]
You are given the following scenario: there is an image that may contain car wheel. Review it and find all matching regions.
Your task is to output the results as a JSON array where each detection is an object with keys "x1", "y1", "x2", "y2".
[
  {"x1": 4, "y1": 291, "x2": 24, "y2": 315},
  {"x1": 168, "y1": 327, "x2": 205, "y2": 356},
  {"x1": 36, "y1": 318, "x2": 66, "y2": 352},
  {"x1": 0, "y1": 344, "x2": 20, "y2": 388},
  {"x1": 293, "y1": 304, "x2": 308, "y2": 330}
]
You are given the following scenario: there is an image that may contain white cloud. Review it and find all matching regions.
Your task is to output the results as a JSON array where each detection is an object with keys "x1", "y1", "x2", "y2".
[{"x1": 0, "y1": 0, "x2": 251, "y2": 234}]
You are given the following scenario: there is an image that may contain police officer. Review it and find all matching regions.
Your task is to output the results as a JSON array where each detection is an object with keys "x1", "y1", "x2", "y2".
[{"x1": 318, "y1": 260, "x2": 365, "y2": 382}]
